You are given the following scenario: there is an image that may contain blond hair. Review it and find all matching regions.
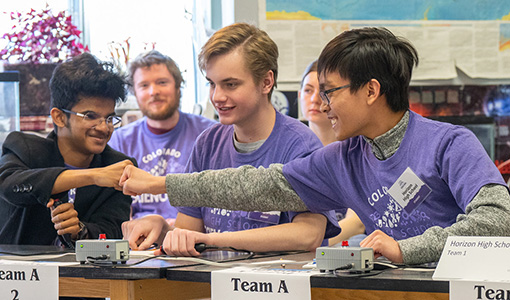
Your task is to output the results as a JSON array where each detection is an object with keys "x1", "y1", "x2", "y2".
[{"x1": 198, "y1": 23, "x2": 278, "y2": 100}]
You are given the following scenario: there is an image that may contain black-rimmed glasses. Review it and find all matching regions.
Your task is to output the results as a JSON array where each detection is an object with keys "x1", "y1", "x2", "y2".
[
  {"x1": 61, "y1": 109, "x2": 122, "y2": 128},
  {"x1": 319, "y1": 84, "x2": 351, "y2": 106}
]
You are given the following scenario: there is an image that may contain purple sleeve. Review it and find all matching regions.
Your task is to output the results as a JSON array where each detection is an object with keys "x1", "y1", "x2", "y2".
[
  {"x1": 177, "y1": 206, "x2": 203, "y2": 219},
  {"x1": 437, "y1": 127, "x2": 506, "y2": 211},
  {"x1": 283, "y1": 145, "x2": 348, "y2": 213}
]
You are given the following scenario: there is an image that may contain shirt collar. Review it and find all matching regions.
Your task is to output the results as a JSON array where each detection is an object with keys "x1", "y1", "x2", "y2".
[{"x1": 363, "y1": 110, "x2": 409, "y2": 160}]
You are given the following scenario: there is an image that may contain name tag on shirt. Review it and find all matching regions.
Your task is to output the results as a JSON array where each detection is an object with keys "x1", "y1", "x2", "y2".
[
  {"x1": 246, "y1": 211, "x2": 281, "y2": 225},
  {"x1": 388, "y1": 167, "x2": 431, "y2": 214}
]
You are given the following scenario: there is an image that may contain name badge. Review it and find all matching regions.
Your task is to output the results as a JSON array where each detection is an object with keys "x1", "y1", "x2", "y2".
[
  {"x1": 387, "y1": 167, "x2": 431, "y2": 213},
  {"x1": 246, "y1": 211, "x2": 281, "y2": 225}
]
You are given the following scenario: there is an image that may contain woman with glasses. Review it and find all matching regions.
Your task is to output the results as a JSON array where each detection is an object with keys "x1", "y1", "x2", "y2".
[{"x1": 0, "y1": 53, "x2": 136, "y2": 247}]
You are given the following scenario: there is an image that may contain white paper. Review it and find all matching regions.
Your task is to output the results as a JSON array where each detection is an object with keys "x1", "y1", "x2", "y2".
[
  {"x1": 0, "y1": 261, "x2": 58, "y2": 300},
  {"x1": 433, "y1": 236, "x2": 510, "y2": 281},
  {"x1": 450, "y1": 280, "x2": 510, "y2": 300},
  {"x1": 262, "y1": 18, "x2": 510, "y2": 82},
  {"x1": 212, "y1": 266, "x2": 319, "y2": 300}
]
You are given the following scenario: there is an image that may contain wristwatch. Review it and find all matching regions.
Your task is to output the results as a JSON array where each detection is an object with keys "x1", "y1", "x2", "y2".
[{"x1": 73, "y1": 221, "x2": 89, "y2": 241}]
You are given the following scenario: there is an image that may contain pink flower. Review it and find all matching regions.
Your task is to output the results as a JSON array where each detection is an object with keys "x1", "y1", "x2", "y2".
[{"x1": 0, "y1": 4, "x2": 88, "y2": 64}]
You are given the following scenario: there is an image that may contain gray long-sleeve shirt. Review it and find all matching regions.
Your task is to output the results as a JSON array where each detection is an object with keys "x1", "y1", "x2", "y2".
[{"x1": 165, "y1": 111, "x2": 510, "y2": 264}]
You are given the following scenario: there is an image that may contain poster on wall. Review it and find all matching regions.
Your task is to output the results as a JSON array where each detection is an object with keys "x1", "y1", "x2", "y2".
[{"x1": 260, "y1": 0, "x2": 510, "y2": 82}]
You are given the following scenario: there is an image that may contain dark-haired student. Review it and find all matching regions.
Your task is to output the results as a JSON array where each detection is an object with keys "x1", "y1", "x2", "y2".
[
  {"x1": 119, "y1": 27, "x2": 510, "y2": 264},
  {"x1": 298, "y1": 59, "x2": 366, "y2": 246},
  {"x1": 0, "y1": 53, "x2": 136, "y2": 246}
]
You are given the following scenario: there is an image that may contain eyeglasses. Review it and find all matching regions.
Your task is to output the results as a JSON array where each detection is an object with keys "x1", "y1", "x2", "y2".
[
  {"x1": 319, "y1": 84, "x2": 351, "y2": 106},
  {"x1": 61, "y1": 109, "x2": 122, "y2": 128}
]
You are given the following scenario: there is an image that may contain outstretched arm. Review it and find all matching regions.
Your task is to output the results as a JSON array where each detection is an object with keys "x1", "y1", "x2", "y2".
[
  {"x1": 164, "y1": 164, "x2": 308, "y2": 211},
  {"x1": 53, "y1": 159, "x2": 133, "y2": 194},
  {"x1": 120, "y1": 163, "x2": 307, "y2": 212}
]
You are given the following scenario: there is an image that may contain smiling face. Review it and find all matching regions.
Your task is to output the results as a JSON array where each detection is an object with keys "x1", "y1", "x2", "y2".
[
  {"x1": 54, "y1": 96, "x2": 117, "y2": 166},
  {"x1": 133, "y1": 63, "x2": 180, "y2": 121},
  {"x1": 205, "y1": 49, "x2": 272, "y2": 128},
  {"x1": 319, "y1": 71, "x2": 371, "y2": 141}
]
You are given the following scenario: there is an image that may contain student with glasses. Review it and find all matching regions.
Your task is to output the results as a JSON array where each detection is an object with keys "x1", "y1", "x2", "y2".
[
  {"x1": 298, "y1": 60, "x2": 366, "y2": 247},
  {"x1": 60, "y1": 109, "x2": 123, "y2": 128},
  {"x1": 119, "y1": 27, "x2": 510, "y2": 264},
  {"x1": 0, "y1": 53, "x2": 136, "y2": 247}
]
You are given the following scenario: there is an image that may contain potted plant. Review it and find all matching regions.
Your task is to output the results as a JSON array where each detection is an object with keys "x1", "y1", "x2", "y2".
[{"x1": 0, "y1": 4, "x2": 88, "y2": 118}]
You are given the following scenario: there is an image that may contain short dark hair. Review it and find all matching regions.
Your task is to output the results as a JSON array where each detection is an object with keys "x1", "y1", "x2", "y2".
[
  {"x1": 317, "y1": 27, "x2": 418, "y2": 112},
  {"x1": 50, "y1": 52, "x2": 126, "y2": 111},
  {"x1": 127, "y1": 50, "x2": 183, "y2": 94}
]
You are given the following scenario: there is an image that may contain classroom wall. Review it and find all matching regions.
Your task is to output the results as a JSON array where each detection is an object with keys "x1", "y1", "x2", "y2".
[{"x1": 224, "y1": 1, "x2": 510, "y2": 173}]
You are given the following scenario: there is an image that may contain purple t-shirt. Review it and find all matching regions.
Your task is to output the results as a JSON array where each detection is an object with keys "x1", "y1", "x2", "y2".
[
  {"x1": 178, "y1": 111, "x2": 340, "y2": 240},
  {"x1": 109, "y1": 112, "x2": 215, "y2": 219},
  {"x1": 283, "y1": 111, "x2": 506, "y2": 241}
]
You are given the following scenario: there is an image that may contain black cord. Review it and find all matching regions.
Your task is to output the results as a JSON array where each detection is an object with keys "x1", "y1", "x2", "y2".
[
  {"x1": 334, "y1": 263, "x2": 354, "y2": 271},
  {"x1": 332, "y1": 261, "x2": 402, "y2": 278},
  {"x1": 333, "y1": 269, "x2": 383, "y2": 277},
  {"x1": 201, "y1": 245, "x2": 254, "y2": 256},
  {"x1": 58, "y1": 234, "x2": 75, "y2": 250},
  {"x1": 160, "y1": 243, "x2": 254, "y2": 258},
  {"x1": 84, "y1": 247, "x2": 256, "y2": 267},
  {"x1": 87, "y1": 255, "x2": 108, "y2": 261},
  {"x1": 85, "y1": 255, "x2": 158, "y2": 267}
]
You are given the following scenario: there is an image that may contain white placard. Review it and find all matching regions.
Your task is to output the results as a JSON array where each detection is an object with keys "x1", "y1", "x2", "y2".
[
  {"x1": 212, "y1": 266, "x2": 319, "y2": 300},
  {"x1": 387, "y1": 167, "x2": 431, "y2": 214},
  {"x1": 0, "y1": 261, "x2": 58, "y2": 300},
  {"x1": 450, "y1": 280, "x2": 510, "y2": 300},
  {"x1": 433, "y1": 236, "x2": 510, "y2": 281}
]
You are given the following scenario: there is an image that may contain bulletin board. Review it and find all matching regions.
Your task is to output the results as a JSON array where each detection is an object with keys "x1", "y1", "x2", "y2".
[{"x1": 259, "y1": 0, "x2": 510, "y2": 82}]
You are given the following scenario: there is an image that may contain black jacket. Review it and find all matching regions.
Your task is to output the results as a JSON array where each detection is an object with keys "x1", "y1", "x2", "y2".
[{"x1": 0, "y1": 131, "x2": 136, "y2": 245}]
